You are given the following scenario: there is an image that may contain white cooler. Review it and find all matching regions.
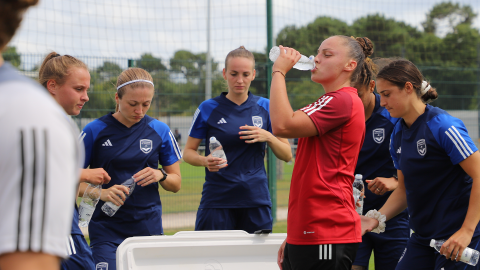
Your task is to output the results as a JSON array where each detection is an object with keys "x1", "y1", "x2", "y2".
[{"x1": 116, "y1": 230, "x2": 287, "y2": 270}]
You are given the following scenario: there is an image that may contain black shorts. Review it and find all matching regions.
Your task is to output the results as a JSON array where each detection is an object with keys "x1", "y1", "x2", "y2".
[{"x1": 283, "y1": 242, "x2": 359, "y2": 270}]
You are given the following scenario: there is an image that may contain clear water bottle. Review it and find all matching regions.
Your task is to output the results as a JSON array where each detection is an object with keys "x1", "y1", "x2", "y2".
[
  {"x1": 209, "y1": 136, "x2": 227, "y2": 166},
  {"x1": 353, "y1": 174, "x2": 364, "y2": 215},
  {"x1": 430, "y1": 239, "x2": 479, "y2": 266},
  {"x1": 269, "y1": 46, "x2": 315, "y2": 71},
  {"x1": 101, "y1": 177, "x2": 136, "y2": 217},
  {"x1": 78, "y1": 184, "x2": 102, "y2": 227}
]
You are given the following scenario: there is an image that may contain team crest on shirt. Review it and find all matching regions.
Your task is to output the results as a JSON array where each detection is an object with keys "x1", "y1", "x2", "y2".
[
  {"x1": 252, "y1": 116, "x2": 263, "y2": 128},
  {"x1": 373, "y1": 128, "x2": 385, "y2": 144},
  {"x1": 417, "y1": 139, "x2": 427, "y2": 156},
  {"x1": 140, "y1": 139, "x2": 153, "y2": 154},
  {"x1": 96, "y1": 262, "x2": 108, "y2": 270}
]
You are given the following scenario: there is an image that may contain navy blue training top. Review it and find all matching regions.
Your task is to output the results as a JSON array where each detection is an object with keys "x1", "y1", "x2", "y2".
[
  {"x1": 81, "y1": 114, "x2": 181, "y2": 245},
  {"x1": 189, "y1": 92, "x2": 272, "y2": 208},
  {"x1": 390, "y1": 104, "x2": 479, "y2": 241},
  {"x1": 355, "y1": 93, "x2": 408, "y2": 228}
]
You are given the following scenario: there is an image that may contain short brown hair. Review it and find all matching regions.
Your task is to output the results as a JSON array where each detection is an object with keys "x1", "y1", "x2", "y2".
[
  {"x1": 0, "y1": 0, "x2": 38, "y2": 51},
  {"x1": 38, "y1": 52, "x2": 88, "y2": 88}
]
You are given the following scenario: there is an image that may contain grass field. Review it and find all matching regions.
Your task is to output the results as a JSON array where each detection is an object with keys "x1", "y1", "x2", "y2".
[{"x1": 158, "y1": 160, "x2": 294, "y2": 213}]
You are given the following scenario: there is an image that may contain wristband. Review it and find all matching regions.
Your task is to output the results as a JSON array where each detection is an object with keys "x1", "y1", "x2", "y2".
[
  {"x1": 365, "y1": 210, "x2": 386, "y2": 233},
  {"x1": 272, "y1": 70, "x2": 286, "y2": 78}
]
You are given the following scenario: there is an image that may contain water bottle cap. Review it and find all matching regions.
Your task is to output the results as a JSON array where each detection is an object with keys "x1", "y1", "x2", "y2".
[
  {"x1": 430, "y1": 239, "x2": 435, "y2": 247},
  {"x1": 210, "y1": 137, "x2": 216, "y2": 142},
  {"x1": 355, "y1": 174, "x2": 362, "y2": 179}
]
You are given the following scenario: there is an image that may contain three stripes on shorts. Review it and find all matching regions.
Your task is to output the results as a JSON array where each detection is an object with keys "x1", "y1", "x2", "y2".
[{"x1": 319, "y1": 244, "x2": 332, "y2": 260}]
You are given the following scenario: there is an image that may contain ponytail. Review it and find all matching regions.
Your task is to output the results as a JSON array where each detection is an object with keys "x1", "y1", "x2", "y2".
[{"x1": 38, "y1": 52, "x2": 88, "y2": 88}]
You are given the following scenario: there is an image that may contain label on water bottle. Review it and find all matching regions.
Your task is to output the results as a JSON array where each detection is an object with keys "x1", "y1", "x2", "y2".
[
  {"x1": 79, "y1": 202, "x2": 95, "y2": 220},
  {"x1": 460, "y1": 248, "x2": 473, "y2": 262}
]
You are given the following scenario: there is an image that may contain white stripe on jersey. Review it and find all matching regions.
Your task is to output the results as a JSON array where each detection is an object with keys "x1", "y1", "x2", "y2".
[
  {"x1": 302, "y1": 96, "x2": 333, "y2": 116},
  {"x1": 69, "y1": 235, "x2": 76, "y2": 255},
  {"x1": 169, "y1": 130, "x2": 182, "y2": 160},
  {"x1": 79, "y1": 131, "x2": 86, "y2": 142},
  {"x1": 445, "y1": 127, "x2": 470, "y2": 159},
  {"x1": 188, "y1": 108, "x2": 200, "y2": 136},
  {"x1": 66, "y1": 238, "x2": 71, "y2": 255},
  {"x1": 451, "y1": 126, "x2": 474, "y2": 155},
  {"x1": 17, "y1": 129, "x2": 49, "y2": 252}
]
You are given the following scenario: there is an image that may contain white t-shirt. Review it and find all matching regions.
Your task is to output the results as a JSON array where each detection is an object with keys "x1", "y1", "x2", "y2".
[{"x1": 0, "y1": 63, "x2": 81, "y2": 258}]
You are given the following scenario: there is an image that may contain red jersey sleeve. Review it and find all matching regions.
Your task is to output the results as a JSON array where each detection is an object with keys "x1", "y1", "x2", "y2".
[{"x1": 300, "y1": 91, "x2": 352, "y2": 136}]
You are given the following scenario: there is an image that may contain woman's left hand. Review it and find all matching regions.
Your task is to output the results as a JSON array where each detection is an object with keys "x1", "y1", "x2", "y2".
[
  {"x1": 239, "y1": 125, "x2": 273, "y2": 143},
  {"x1": 133, "y1": 167, "x2": 163, "y2": 187},
  {"x1": 440, "y1": 228, "x2": 473, "y2": 262},
  {"x1": 366, "y1": 177, "x2": 398, "y2": 196}
]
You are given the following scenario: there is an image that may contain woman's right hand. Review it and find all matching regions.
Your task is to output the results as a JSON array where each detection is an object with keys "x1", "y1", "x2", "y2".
[
  {"x1": 204, "y1": 154, "x2": 227, "y2": 172},
  {"x1": 272, "y1": 45, "x2": 301, "y2": 75},
  {"x1": 101, "y1": 185, "x2": 130, "y2": 206},
  {"x1": 277, "y1": 239, "x2": 287, "y2": 270}
]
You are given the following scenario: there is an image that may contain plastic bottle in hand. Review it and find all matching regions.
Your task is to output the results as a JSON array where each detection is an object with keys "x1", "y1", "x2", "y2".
[
  {"x1": 78, "y1": 184, "x2": 102, "y2": 227},
  {"x1": 353, "y1": 174, "x2": 364, "y2": 215},
  {"x1": 269, "y1": 46, "x2": 315, "y2": 71},
  {"x1": 430, "y1": 239, "x2": 479, "y2": 266},
  {"x1": 101, "y1": 177, "x2": 136, "y2": 217},
  {"x1": 209, "y1": 136, "x2": 227, "y2": 166}
]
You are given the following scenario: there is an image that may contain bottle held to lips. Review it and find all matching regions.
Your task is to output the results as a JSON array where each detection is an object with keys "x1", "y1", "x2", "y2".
[{"x1": 269, "y1": 46, "x2": 315, "y2": 71}]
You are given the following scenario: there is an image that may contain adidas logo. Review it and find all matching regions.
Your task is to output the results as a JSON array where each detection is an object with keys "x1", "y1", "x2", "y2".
[
  {"x1": 217, "y1": 118, "x2": 227, "y2": 124},
  {"x1": 102, "y1": 139, "x2": 113, "y2": 146}
]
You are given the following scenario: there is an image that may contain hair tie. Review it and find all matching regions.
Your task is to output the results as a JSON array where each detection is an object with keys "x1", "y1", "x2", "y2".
[
  {"x1": 421, "y1": 81, "x2": 431, "y2": 95},
  {"x1": 362, "y1": 37, "x2": 368, "y2": 45},
  {"x1": 117, "y1": 79, "x2": 154, "y2": 91}
]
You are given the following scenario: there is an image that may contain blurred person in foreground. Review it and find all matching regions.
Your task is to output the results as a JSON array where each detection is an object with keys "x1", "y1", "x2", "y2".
[{"x1": 0, "y1": 1, "x2": 82, "y2": 270}]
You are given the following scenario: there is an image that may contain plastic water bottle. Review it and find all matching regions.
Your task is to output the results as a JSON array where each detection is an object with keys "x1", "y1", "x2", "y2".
[
  {"x1": 269, "y1": 46, "x2": 315, "y2": 71},
  {"x1": 353, "y1": 174, "x2": 364, "y2": 215},
  {"x1": 78, "y1": 184, "x2": 102, "y2": 227},
  {"x1": 209, "y1": 137, "x2": 227, "y2": 166},
  {"x1": 430, "y1": 239, "x2": 479, "y2": 266},
  {"x1": 101, "y1": 177, "x2": 136, "y2": 217}
]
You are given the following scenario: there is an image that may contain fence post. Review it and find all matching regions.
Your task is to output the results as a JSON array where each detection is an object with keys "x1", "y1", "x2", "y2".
[
  {"x1": 477, "y1": 43, "x2": 480, "y2": 145},
  {"x1": 128, "y1": 59, "x2": 134, "y2": 68},
  {"x1": 266, "y1": 0, "x2": 277, "y2": 224}
]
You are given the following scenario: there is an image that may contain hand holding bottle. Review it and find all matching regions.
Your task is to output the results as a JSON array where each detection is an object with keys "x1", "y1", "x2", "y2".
[
  {"x1": 101, "y1": 184, "x2": 130, "y2": 206},
  {"x1": 205, "y1": 137, "x2": 227, "y2": 172},
  {"x1": 438, "y1": 228, "x2": 476, "y2": 263},
  {"x1": 270, "y1": 45, "x2": 315, "y2": 71},
  {"x1": 271, "y1": 45, "x2": 302, "y2": 76}
]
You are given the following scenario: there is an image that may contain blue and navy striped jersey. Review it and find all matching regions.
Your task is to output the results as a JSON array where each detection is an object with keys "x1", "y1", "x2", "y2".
[
  {"x1": 390, "y1": 104, "x2": 479, "y2": 240},
  {"x1": 189, "y1": 92, "x2": 272, "y2": 208},
  {"x1": 81, "y1": 114, "x2": 181, "y2": 245}
]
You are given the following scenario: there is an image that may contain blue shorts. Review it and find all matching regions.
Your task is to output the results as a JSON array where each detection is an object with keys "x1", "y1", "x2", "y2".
[
  {"x1": 396, "y1": 233, "x2": 480, "y2": 270},
  {"x1": 91, "y1": 242, "x2": 119, "y2": 270},
  {"x1": 353, "y1": 223, "x2": 409, "y2": 268},
  {"x1": 195, "y1": 206, "x2": 272, "y2": 234},
  {"x1": 61, "y1": 234, "x2": 95, "y2": 270}
]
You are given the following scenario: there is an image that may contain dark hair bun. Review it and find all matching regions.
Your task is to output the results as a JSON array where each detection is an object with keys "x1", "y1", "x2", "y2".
[{"x1": 356, "y1": 37, "x2": 374, "y2": 58}]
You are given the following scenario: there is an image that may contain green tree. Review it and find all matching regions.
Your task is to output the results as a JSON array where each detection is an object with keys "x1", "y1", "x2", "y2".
[
  {"x1": 137, "y1": 53, "x2": 167, "y2": 72},
  {"x1": 4, "y1": 46, "x2": 21, "y2": 68},
  {"x1": 422, "y1": 2, "x2": 477, "y2": 35},
  {"x1": 352, "y1": 13, "x2": 423, "y2": 59}
]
